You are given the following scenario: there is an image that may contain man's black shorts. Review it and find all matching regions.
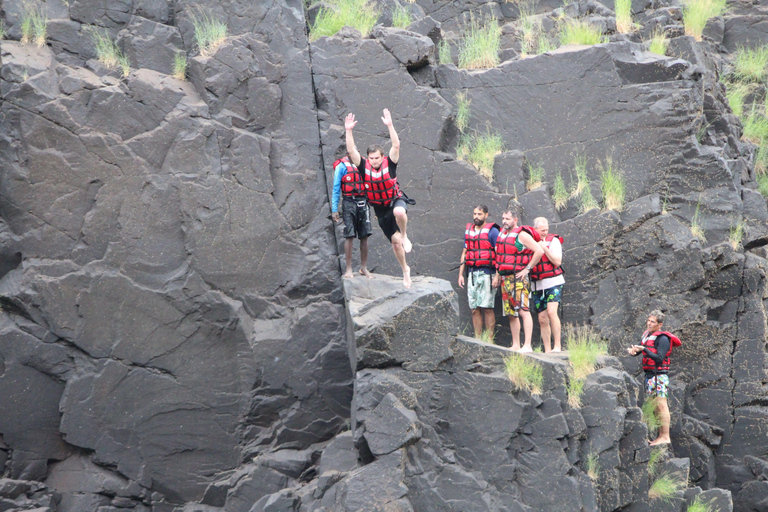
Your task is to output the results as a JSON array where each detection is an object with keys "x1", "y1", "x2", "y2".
[
  {"x1": 342, "y1": 196, "x2": 372, "y2": 239},
  {"x1": 373, "y1": 197, "x2": 410, "y2": 242}
]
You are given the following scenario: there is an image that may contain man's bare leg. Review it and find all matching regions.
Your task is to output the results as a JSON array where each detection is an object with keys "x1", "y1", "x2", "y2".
[
  {"x1": 359, "y1": 237, "x2": 372, "y2": 278},
  {"x1": 394, "y1": 206, "x2": 411, "y2": 253},
  {"x1": 650, "y1": 397, "x2": 671, "y2": 445},
  {"x1": 548, "y1": 302, "x2": 561, "y2": 351},
  {"x1": 391, "y1": 232, "x2": 411, "y2": 288},
  {"x1": 343, "y1": 238, "x2": 354, "y2": 278},
  {"x1": 509, "y1": 316, "x2": 521, "y2": 350},
  {"x1": 539, "y1": 310, "x2": 551, "y2": 353},
  {"x1": 471, "y1": 308, "x2": 483, "y2": 338},
  {"x1": 519, "y1": 311, "x2": 534, "y2": 352},
  {"x1": 483, "y1": 308, "x2": 495, "y2": 338}
]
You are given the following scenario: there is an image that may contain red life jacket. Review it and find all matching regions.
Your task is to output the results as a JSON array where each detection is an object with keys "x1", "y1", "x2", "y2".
[
  {"x1": 641, "y1": 331, "x2": 682, "y2": 373},
  {"x1": 495, "y1": 226, "x2": 540, "y2": 274},
  {"x1": 464, "y1": 222, "x2": 499, "y2": 268},
  {"x1": 337, "y1": 157, "x2": 365, "y2": 197},
  {"x1": 530, "y1": 234, "x2": 564, "y2": 281},
  {"x1": 363, "y1": 156, "x2": 402, "y2": 206}
]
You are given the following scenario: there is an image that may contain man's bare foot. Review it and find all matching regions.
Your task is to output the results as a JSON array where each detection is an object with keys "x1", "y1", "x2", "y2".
[
  {"x1": 403, "y1": 236, "x2": 412, "y2": 254},
  {"x1": 519, "y1": 346, "x2": 533, "y2": 353},
  {"x1": 359, "y1": 268, "x2": 373, "y2": 278},
  {"x1": 510, "y1": 344, "x2": 521, "y2": 351},
  {"x1": 403, "y1": 266, "x2": 411, "y2": 289},
  {"x1": 649, "y1": 438, "x2": 671, "y2": 446},
  {"x1": 343, "y1": 270, "x2": 354, "y2": 279},
  {"x1": 552, "y1": 348, "x2": 562, "y2": 353}
]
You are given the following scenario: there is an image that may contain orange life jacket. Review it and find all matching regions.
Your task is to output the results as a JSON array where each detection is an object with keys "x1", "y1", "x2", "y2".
[
  {"x1": 530, "y1": 234, "x2": 564, "y2": 281},
  {"x1": 464, "y1": 223, "x2": 499, "y2": 268},
  {"x1": 363, "y1": 156, "x2": 402, "y2": 206}
]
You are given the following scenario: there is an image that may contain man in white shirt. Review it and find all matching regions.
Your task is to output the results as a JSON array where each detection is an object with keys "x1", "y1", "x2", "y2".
[{"x1": 530, "y1": 217, "x2": 564, "y2": 352}]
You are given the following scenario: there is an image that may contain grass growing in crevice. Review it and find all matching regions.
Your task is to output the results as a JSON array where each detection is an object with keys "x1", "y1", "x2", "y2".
[
  {"x1": 172, "y1": 53, "x2": 187, "y2": 80},
  {"x1": 647, "y1": 444, "x2": 668, "y2": 476},
  {"x1": 505, "y1": 353, "x2": 543, "y2": 394},
  {"x1": 647, "y1": 27, "x2": 669, "y2": 56},
  {"x1": 571, "y1": 155, "x2": 598, "y2": 214},
  {"x1": 455, "y1": 91, "x2": 471, "y2": 133},
  {"x1": 553, "y1": 171, "x2": 568, "y2": 210},
  {"x1": 20, "y1": 1, "x2": 47, "y2": 47},
  {"x1": 565, "y1": 324, "x2": 608, "y2": 407},
  {"x1": 732, "y1": 45, "x2": 768, "y2": 83},
  {"x1": 586, "y1": 452, "x2": 600, "y2": 480},
  {"x1": 518, "y1": 1, "x2": 554, "y2": 56},
  {"x1": 478, "y1": 328, "x2": 496, "y2": 344},
  {"x1": 729, "y1": 219, "x2": 745, "y2": 250},
  {"x1": 90, "y1": 29, "x2": 130, "y2": 77},
  {"x1": 649, "y1": 471, "x2": 686, "y2": 503},
  {"x1": 600, "y1": 157, "x2": 626, "y2": 211},
  {"x1": 391, "y1": 4, "x2": 412, "y2": 28},
  {"x1": 690, "y1": 200, "x2": 706, "y2": 242},
  {"x1": 758, "y1": 170, "x2": 768, "y2": 197},
  {"x1": 614, "y1": 0, "x2": 633, "y2": 33},
  {"x1": 682, "y1": 0, "x2": 727, "y2": 41},
  {"x1": 742, "y1": 102, "x2": 768, "y2": 143},
  {"x1": 310, "y1": 0, "x2": 378, "y2": 40},
  {"x1": 642, "y1": 396, "x2": 662, "y2": 433},
  {"x1": 527, "y1": 161, "x2": 545, "y2": 190},
  {"x1": 458, "y1": 15, "x2": 502, "y2": 69},
  {"x1": 560, "y1": 19, "x2": 606, "y2": 46},
  {"x1": 687, "y1": 495, "x2": 715, "y2": 512},
  {"x1": 726, "y1": 82, "x2": 749, "y2": 118},
  {"x1": 0, "y1": 22, "x2": 6, "y2": 40},
  {"x1": 439, "y1": 39, "x2": 452, "y2": 65},
  {"x1": 457, "y1": 128, "x2": 504, "y2": 180},
  {"x1": 190, "y1": 6, "x2": 228, "y2": 55}
]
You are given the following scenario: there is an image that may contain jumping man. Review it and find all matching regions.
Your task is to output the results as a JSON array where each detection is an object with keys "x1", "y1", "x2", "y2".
[{"x1": 345, "y1": 110, "x2": 414, "y2": 288}]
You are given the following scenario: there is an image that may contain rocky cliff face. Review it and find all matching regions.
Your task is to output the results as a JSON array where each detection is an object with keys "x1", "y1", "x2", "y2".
[{"x1": 1, "y1": 0, "x2": 768, "y2": 509}]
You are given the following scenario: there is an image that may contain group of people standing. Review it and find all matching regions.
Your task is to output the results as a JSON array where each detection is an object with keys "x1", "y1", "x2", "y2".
[{"x1": 459, "y1": 206, "x2": 564, "y2": 353}]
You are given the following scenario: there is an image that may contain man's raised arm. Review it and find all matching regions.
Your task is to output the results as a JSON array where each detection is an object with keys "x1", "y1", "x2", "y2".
[
  {"x1": 382, "y1": 108, "x2": 400, "y2": 164},
  {"x1": 345, "y1": 113, "x2": 361, "y2": 167}
]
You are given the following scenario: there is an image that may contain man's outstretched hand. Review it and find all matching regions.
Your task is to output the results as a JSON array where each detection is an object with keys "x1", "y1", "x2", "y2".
[
  {"x1": 381, "y1": 108, "x2": 393, "y2": 127},
  {"x1": 345, "y1": 113, "x2": 357, "y2": 131}
]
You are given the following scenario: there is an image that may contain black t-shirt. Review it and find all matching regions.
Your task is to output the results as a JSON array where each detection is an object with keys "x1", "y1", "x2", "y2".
[{"x1": 357, "y1": 157, "x2": 397, "y2": 179}]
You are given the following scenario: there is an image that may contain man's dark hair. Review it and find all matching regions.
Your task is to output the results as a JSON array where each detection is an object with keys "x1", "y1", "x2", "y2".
[
  {"x1": 367, "y1": 144, "x2": 385, "y2": 156},
  {"x1": 475, "y1": 205, "x2": 489, "y2": 214},
  {"x1": 649, "y1": 310, "x2": 665, "y2": 324}
]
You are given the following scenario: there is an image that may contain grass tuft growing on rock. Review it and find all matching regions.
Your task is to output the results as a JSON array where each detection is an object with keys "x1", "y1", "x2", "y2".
[
  {"x1": 729, "y1": 219, "x2": 745, "y2": 250},
  {"x1": 172, "y1": 53, "x2": 187, "y2": 80},
  {"x1": 439, "y1": 39, "x2": 452, "y2": 65},
  {"x1": 726, "y1": 82, "x2": 749, "y2": 118},
  {"x1": 647, "y1": 444, "x2": 667, "y2": 475},
  {"x1": 518, "y1": 1, "x2": 541, "y2": 57},
  {"x1": 190, "y1": 7, "x2": 228, "y2": 55},
  {"x1": 505, "y1": 353, "x2": 543, "y2": 394},
  {"x1": 743, "y1": 103, "x2": 768, "y2": 143},
  {"x1": 560, "y1": 19, "x2": 606, "y2": 46},
  {"x1": 682, "y1": 0, "x2": 727, "y2": 41},
  {"x1": 478, "y1": 328, "x2": 496, "y2": 344},
  {"x1": 586, "y1": 452, "x2": 600, "y2": 480},
  {"x1": 642, "y1": 397, "x2": 662, "y2": 434},
  {"x1": 690, "y1": 201, "x2": 706, "y2": 242},
  {"x1": 20, "y1": 1, "x2": 47, "y2": 47},
  {"x1": 733, "y1": 45, "x2": 768, "y2": 83},
  {"x1": 687, "y1": 495, "x2": 715, "y2": 512},
  {"x1": 565, "y1": 325, "x2": 607, "y2": 407},
  {"x1": 391, "y1": 4, "x2": 412, "y2": 28},
  {"x1": 457, "y1": 128, "x2": 504, "y2": 180},
  {"x1": 527, "y1": 161, "x2": 545, "y2": 190},
  {"x1": 458, "y1": 15, "x2": 501, "y2": 69},
  {"x1": 614, "y1": 0, "x2": 633, "y2": 33},
  {"x1": 600, "y1": 157, "x2": 626, "y2": 211},
  {"x1": 91, "y1": 29, "x2": 130, "y2": 77},
  {"x1": 0, "y1": 21, "x2": 6, "y2": 40},
  {"x1": 455, "y1": 92, "x2": 471, "y2": 133},
  {"x1": 649, "y1": 471, "x2": 685, "y2": 503},
  {"x1": 310, "y1": 0, "x2": 378, "y2": 40},
  {"x1": 647, "y1": 27, "x2": 669, "y2": 56},
  {"x1": 571, "y1": 155, "x2": 599, "y2": 213},
  {"x1": 553, "y1": 171, "x2": 568, "y2": 210},
  {"x1": 758, "y1": 170, "x2": 768, "y2": 197}
]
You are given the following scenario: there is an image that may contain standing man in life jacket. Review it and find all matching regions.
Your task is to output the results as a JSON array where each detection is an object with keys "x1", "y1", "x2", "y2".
[
  {"x1": 458, "y1": 205, "x2": 500, "y2": 339},
  {"x1": 345, "y1": 110, "x2": 415, "y2": 289},
  {"x1": 531, "y1": 217, "x2": 564, "y2": 353},
  {"x1": 492, "y1": 208, "x2": 544, "y2": 352},
  {"x1": 331, "y1": 146, "x2": 373, "y2": 279},
  {"x1": 627, "y1": 310, "x2": 682, "y2": 445}
]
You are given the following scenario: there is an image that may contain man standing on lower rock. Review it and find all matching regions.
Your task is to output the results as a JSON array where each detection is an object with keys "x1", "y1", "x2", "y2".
[
  {"x1": 331, "y1": 148, "x2": 372, "y2": 279},
  {"x1": 345, "y1": 109, "x2": 415, "y2": 288},
  {"x1": 627, "y1": 310, "x2": 682, "y2": 446},
  {"x1": 531, "y1": 217, "x2": 564, "y2": 353},
  {"x1": 458, "y1": 205, "x2": 500, "y2": 339},
  {"x1": 493, "y1": 208, "x2": 543, "y2": 352}
]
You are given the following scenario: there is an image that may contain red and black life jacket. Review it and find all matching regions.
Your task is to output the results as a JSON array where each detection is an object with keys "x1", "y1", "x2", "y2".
[
  {"x1": 337, "y1": 157, "x2": 365, "y2": 197},
  {"x1": 363, "y1": 156, "x2": 402, "y2": 206},
  {"x1": 464, "y1": 222, "x2": 499, "y2": 268},
  {"x1": 641, "y1": 331, "x2": 682, "y2": 373},
  {"x1": 495, "y1": 226, "x2": 540, "y2": 274},
  {"x1": 530, "y1": 234, "x2": 564, "y2": 281}
]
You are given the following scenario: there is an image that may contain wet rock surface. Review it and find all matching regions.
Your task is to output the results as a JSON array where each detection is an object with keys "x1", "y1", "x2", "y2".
[{"x1": 1, "y1": 0, "x2": 768, "y2": 509}]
